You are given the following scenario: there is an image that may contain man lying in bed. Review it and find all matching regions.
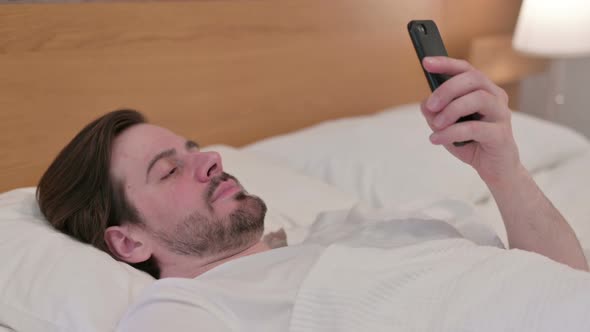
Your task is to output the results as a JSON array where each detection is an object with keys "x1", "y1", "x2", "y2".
[{"x1": 37, "y1": 57, "x2": 590, "y2": 331}]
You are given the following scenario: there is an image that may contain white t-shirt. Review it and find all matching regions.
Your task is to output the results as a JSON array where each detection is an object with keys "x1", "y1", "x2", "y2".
[
  {"x1": 117, "y1": 203, "x2": 503, "y2": 331},
  {"x1": 117, "y1": 244, "x2": 324, "y2": 331}
]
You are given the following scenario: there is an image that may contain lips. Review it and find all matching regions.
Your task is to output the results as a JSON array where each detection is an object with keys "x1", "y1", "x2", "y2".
[{"x1": 210, "y1": 179, "x2": 241, "y2": 203}]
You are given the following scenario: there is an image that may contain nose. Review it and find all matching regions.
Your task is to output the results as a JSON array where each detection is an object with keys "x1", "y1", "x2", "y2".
[{"x1": 193, "y1": 151, "x2": 223, "y2": 182}]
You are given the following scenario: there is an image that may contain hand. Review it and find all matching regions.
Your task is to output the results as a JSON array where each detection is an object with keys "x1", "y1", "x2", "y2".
[{"x1": 420, "y1": 56, "x2": 523, "y2": 187}]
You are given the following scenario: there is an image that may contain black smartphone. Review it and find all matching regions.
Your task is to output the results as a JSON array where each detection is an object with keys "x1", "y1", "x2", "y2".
[{"x1": 407, "y1": 20, "x2": 480, "y2": 147}]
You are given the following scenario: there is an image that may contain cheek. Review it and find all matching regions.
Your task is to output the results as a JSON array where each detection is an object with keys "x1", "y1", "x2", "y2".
[
  {"x1": 172, "y1": 179, "x2": 208, "y2": 204},
  {"x1": 141, "y1": 182, "x2": 209, "y2": 224}
]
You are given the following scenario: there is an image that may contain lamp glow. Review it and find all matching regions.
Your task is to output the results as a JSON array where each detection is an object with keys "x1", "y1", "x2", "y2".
[{"x1": 513, "y1": 0, "x2": 590, "y2": 57}]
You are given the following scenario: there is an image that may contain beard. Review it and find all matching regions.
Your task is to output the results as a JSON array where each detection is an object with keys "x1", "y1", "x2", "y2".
[{"x1": 150, "y1": 173, "x2": 267, "y2": 257}]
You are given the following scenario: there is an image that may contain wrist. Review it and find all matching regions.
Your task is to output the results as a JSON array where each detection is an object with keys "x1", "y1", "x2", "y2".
[{"x1": 484, "y1": 163, "x2": 532, "y2": 195}]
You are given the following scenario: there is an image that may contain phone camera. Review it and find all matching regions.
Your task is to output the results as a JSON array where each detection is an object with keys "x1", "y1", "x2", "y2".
[{"x1": 417, "y1": 24, "x2": 427, "y2": 34}]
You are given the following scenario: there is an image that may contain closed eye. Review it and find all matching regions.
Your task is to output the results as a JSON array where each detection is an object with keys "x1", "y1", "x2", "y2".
[{"x1": 161, "y1": 167, "x2": 177, "y2": 180}]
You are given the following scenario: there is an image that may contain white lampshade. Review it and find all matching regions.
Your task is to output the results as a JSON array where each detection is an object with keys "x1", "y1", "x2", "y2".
[{"x1": 513, "y1": 0, "x2": 590, "y2": 57}]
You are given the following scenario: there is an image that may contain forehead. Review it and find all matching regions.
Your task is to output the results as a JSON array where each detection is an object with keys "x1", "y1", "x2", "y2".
[{"x1": 110, "y1": 124, "x2": 183, "y2": 180}]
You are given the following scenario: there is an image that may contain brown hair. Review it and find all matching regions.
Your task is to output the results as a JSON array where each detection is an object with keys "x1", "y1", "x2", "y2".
[{"x1": 37, "y1": 109, "x2": 160, "y2": 278}]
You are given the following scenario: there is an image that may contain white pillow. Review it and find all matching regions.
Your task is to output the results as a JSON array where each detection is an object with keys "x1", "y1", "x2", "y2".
[
  {"x1": 244, "y1": 103, "x2": 590, "y2": 207},
  {"x1": 0, "y1": 145, "x2": 358, "y2": 332},
  {"x1": 0, "y1": 187, "x2": 154, "y2": 332}
]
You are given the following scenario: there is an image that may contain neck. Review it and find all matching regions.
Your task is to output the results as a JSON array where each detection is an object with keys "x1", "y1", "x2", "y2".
[{"x1": 159, "y1": 241, "x2": 271, "y2": 279}]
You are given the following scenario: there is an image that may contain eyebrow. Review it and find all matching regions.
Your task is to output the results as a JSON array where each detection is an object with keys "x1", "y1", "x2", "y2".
[
  {"x1": 185, "y1": 140, "x2": 199, "y2": 149},
  {"x1": 145, "y1": 140, "x2": 200, "y2": 182}
]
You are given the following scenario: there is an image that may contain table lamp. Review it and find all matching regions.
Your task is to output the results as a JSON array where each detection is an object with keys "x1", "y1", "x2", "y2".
[{"x1": 512, "y1": 0, "x2": 590, "y2": 120}]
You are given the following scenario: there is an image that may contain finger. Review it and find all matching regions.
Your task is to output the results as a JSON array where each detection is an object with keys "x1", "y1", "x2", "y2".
[
  {"x1": 420, "y1": 99, "x2": 437, "y2": 131},
  {"x1": 425, "y1": 69, "x2": 508, "y2": 113},
  {"x1": 431, "y1": 90, "x2": 508, "y2": 130},
  {"x1": 422, "y1": 56, "x2": 472, "y2": 76},
  {"x1": 429, "y1": 120, "x2": 502, "y2": 147}
]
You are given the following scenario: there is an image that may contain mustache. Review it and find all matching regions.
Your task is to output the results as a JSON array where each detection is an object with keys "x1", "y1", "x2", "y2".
[{"x1": 206, "y1": 172, "x2": 240, "y2": 202}]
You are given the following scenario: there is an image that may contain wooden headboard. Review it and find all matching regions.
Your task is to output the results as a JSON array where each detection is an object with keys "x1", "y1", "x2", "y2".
[{"x1": 0, "y1": 0, "x2": 521, "y2": 192}]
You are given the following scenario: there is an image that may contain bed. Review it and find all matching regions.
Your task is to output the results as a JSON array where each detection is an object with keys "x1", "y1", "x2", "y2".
[{"x1": 3, "y1": 1, "x2": 590, "y2": 331}]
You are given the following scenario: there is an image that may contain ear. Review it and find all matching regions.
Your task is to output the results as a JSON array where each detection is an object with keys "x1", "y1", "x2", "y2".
[{"x1": 104, "y1": 225, "x2": 152, "y2": 264}]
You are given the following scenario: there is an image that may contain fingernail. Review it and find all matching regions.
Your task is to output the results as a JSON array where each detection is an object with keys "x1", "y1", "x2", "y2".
[
  {"x1": 433, "y1": 115, "x2": 445, "y2": 128},
  {"x1": 430, "y1": 132, "x2": 439, "y2": 143},
  {"x1": 424, "y1": 57, "x2": 436, "y2": 65},
  {"x1": 426, "y1": 95, "x2": 439, "y2": 111}
]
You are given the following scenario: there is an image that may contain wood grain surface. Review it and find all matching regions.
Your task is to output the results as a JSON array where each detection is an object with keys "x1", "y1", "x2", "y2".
[{"x1": 0, "y1": 0, "x2": 521, "y2": 191}]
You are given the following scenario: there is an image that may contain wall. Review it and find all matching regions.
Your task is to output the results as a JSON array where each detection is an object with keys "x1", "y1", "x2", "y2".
[{"x1": 519, "y1": 58, "x2": 590, "y2": 138}]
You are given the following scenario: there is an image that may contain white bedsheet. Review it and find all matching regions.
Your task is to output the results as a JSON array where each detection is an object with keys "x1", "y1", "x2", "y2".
[
  {"x1": 4, "y1": 107, "x2": 590, "y2": 331},
  {"x1": 290, "y1": 239, "x2": 590, "y2": 332},
  {"x1": 117, "y1": 200, "x2": 528, "y2": 332}
]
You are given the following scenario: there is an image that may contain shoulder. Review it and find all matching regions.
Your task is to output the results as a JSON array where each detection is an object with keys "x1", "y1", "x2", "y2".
[{"x1": 116, "y1": 278, "x2": 232, "y2": 332}]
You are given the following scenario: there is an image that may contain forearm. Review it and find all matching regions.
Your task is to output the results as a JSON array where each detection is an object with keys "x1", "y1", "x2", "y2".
[
  {"x1": 487, "y1": 164, "x2": 588, "y2": 271},
  {"x1": 419, "y1": 57, "x2": 588, "y2": 271}
]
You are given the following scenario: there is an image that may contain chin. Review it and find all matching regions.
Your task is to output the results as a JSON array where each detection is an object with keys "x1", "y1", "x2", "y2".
[
  {"x1": 154, "y1": 191, "x2": 267, "y2": 259},
  {"x1": 238, "y1": 193, "x2": 266, "y2": 219},
  {"x1": 233, "y1": 193, "x2": 266, "y2": 227}
]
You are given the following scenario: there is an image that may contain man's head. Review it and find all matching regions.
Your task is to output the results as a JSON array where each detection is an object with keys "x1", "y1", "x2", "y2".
[{"x1": 37, "y1": 110, "x2": 267, "y2": 279}]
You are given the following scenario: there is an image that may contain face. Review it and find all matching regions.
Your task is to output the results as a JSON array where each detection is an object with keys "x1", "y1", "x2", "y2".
[{"x1": 109, "y1": 124, "x2": 266, "y2": 262}]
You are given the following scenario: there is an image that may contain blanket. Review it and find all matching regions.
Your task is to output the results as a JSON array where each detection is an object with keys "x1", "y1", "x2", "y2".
[{"x1": 289, "y1": 238, "x2": 590, "y2": 331}]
